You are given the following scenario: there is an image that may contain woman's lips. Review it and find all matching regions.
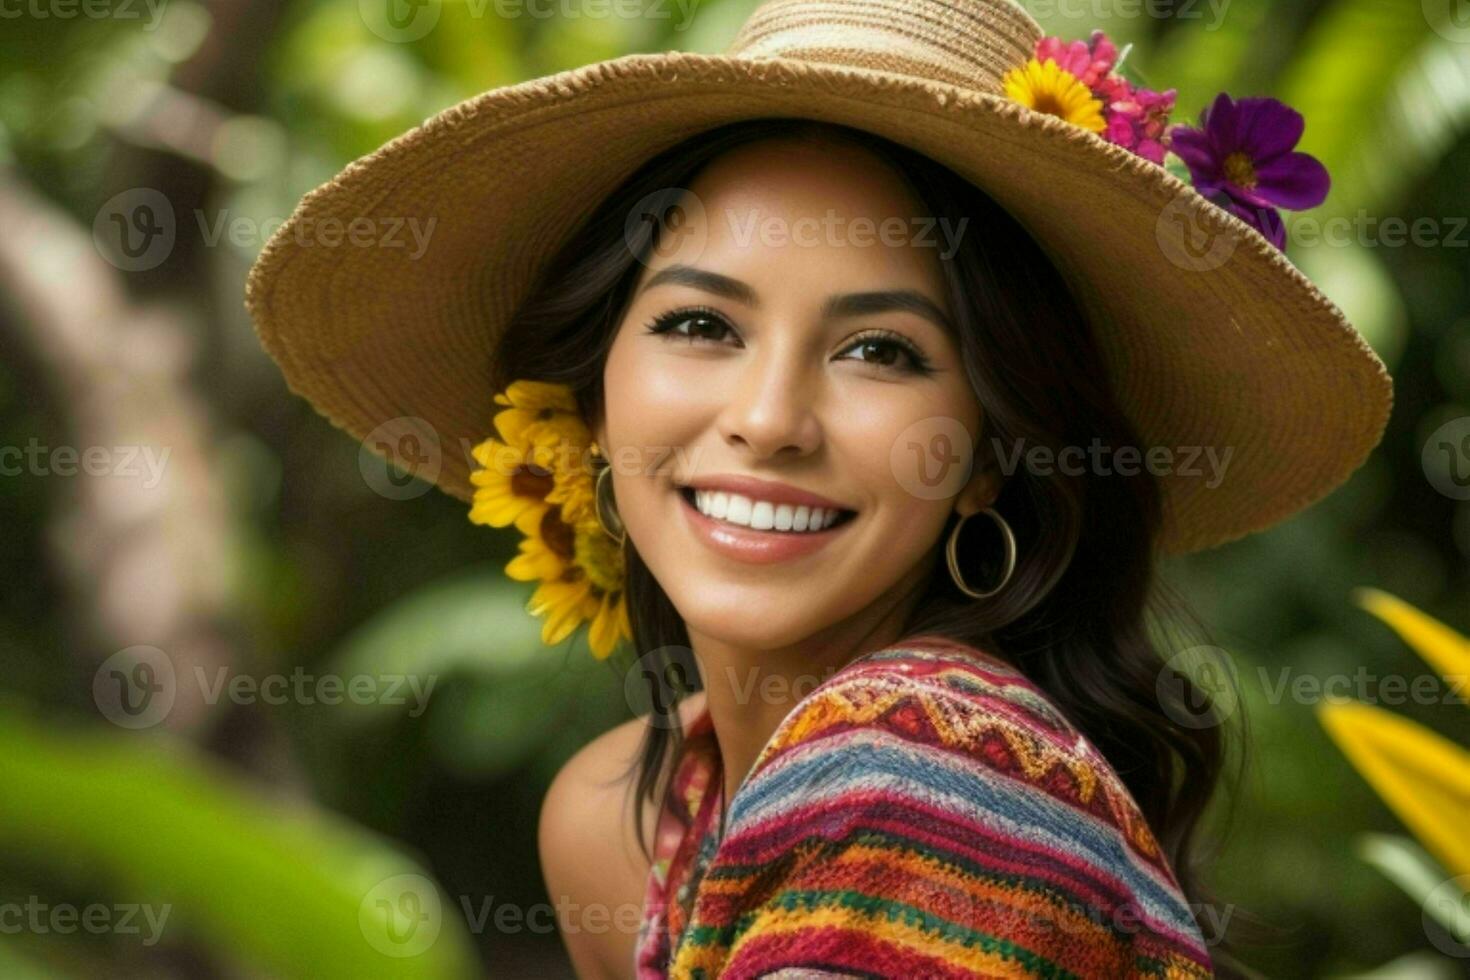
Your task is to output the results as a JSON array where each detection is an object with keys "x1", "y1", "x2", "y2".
[{"x1": 676, "y1": 488, "x2": 854, "y2": 565}]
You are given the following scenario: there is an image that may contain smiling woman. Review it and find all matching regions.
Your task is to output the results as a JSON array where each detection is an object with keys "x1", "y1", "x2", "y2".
[
  {"x1": 496, "y1": 116, "x2": 1230, "y2": 978},
  {"x1": 244, "y1": 1, "x2": 1393, "y2": 975}
]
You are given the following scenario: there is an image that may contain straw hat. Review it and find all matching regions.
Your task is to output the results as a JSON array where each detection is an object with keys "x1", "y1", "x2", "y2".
[{"x1": 244, "y1": 0, "x2": 1393, "y2": 556}]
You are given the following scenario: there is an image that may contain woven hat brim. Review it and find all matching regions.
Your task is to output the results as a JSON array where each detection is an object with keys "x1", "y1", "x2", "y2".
[{"x1": 244, "y1": 50, "x2": 1393, "y2": 556}]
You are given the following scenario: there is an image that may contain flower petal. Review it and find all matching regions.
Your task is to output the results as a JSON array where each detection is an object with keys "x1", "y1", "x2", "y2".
[
  {"x1": 1353, "y1": 588, "x2": 1470, "y2": 704},
  {"x1": 1252, "y1": 150, "x2": 1331, "y2": 210},
  {"x1": 1200, "y1": 91, "x2": 1238, "y2": 154},
  {"x1": 533, "y1": 578, "x2": 591, "y2": 645},
  {"x1": 1231, "y1": 96, "x2": 1305, "y2": 162},
  {"x1": 1227, "y1": 199, "x2": 1287, "y2": 249},
  {"x1": 1168, "y1": 126, "x2": 1223, "y2": 189},
  {"x1": 587, "y1": 592, "x2": 625, "y2": 659},
  {"x1": 1319, "y1": 699, "x2": 1470, "y2": 879}
]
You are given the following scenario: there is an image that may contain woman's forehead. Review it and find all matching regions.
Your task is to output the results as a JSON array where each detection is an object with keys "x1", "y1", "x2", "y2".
[{"x1": 651, "y1": 142, "x2": 952, "y2": 309}]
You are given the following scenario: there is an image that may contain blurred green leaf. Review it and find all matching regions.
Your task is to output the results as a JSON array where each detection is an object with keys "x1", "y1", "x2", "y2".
[
  {"x1": 1325, "y1": 37, "x2": 1470, "y2": 218},
  {"x1": 1278, "y1": 0, "x2": 1446, "y2": 214},
  {"x1": 1331, "y1": 949, "x2": 1467, "y2": 980},
  {"x1": 328, "y1": 569, "x2": 603, "y2": 777},
  {"x1": 1356, "y1": 833, "x2": 1470, "y2": 944},
  {"x1": 1150, "y1": 0, "x2": 1274, "y2": 115},
  {"x1": 330, "y1": 569, "x2": 550, "y2": 691},
  {"x1": 0, "y1": 712, "x2": 478, "y2": 979},
  {"x1": 0, "y1": 941, "x2": 54, "y2": 980}
]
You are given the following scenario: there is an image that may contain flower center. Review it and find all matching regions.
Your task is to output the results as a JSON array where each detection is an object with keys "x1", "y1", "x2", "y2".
[
  {"x1": 1223, "y1": 151, "x2": 1257, "y2": 189},
  {"x1": 540, "y1": 508, "x2": 577, "y2": 560},
  {"x1": 575, "y1": 525, "x2": 624, "y2": 594},
  {"x1": 511, "y1": 463, "x2": 555, "y2": 500},
  {"x1": 1031, "y1": 91, "x2": 1070, "y2": 119}
]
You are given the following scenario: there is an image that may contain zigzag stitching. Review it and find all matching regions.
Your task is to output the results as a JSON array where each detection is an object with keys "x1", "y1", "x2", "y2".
[{"x1": 780, "y1": 679, "x2": 1165, "y2": 863}]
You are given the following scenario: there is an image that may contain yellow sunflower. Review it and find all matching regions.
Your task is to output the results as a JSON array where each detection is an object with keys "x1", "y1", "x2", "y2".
[
  {"x1": 546, "y1": 459, "x2": 598, "y2": 529},
  {"x1": 505, "y1": 515, "x2": 574, "y2": 583},
  {"x1": 469, "y1": 379, "x2": 632, "y2": 660},
  {"x1": 509, "y1": 510, "x2": 629, "y2": 658},
  {"x1": 574, "y1": 521, "x2": 630, "y2": 659},
  {"x1": 493, "y1": 379, "x2": 583, "y2": 449},
  {"x1": 1002, "y1": 58, "x2": 1107, "y2": 134},
  {"x1": 468, "y1": 436, "x2": 558, "y2": 536},
  {"x1": 584, "y1": 584, "x2": 632, "y2": 661}
]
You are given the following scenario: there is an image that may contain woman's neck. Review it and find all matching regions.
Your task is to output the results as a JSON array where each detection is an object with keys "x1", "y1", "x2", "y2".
[{"x1": 687, "y1": 581, "x2": 926, "y2": 813}]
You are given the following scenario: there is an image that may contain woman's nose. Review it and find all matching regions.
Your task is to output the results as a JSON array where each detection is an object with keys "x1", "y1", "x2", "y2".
[{"x1": 714, "y1": 341, "x2": 822, "y2": 459}]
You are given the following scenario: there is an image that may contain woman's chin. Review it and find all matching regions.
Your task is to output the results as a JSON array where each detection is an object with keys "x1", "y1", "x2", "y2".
[{"x1": 675, "y1": 607, "x2": 827, "y2": 654}]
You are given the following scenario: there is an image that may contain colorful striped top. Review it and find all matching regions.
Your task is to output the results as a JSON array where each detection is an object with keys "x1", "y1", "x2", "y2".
[{"x1": 633, "y1": 633, "x2": 1215, "y2": 979}]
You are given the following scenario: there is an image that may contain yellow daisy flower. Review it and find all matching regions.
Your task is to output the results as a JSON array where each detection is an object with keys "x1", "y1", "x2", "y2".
[
  {"x1": 493, "y1": 379, "x2": 583, "y2": 449},
  {"x1": 468, "y1": 435, "x2": 558, "y2": 536},
  {"x1": 1002, "y1": 58, "x2": 1107, "y2": 134},
  {"x1": 547, "y1": 458, "x2": 598, "y2": 528},
  {"x1": 584, "y1": 585, "x2": 631, "y2": 661},
  {"x1": 468, "y1": 379, "x2": 633, "y2": 659},
  {"x1": 528, "y1": 575, "x2": 594, "y2": 647},
  {"x1": 573, "y1": 516, "x2": 630, "y2": 659},
  {"x1": 505, "y1": 524, "x2": 572, "y2": 583}
]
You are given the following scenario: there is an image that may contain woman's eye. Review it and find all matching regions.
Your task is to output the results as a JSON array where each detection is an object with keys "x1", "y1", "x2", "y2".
[
  {"x1": 645, "y1": 312, "x2": 932, "y2": 375},
  {"x1": 838, "y1": 334, "x2": 933, "y2": 375},
  {"x1": 644, "y1": 309, "x2": 736, "y2": 345}
]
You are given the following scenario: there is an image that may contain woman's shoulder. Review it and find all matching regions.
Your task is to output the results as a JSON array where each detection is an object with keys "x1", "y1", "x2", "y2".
[
  {"x1": 743, "y1": 633, "x2": 1197, "y2": 920},
  {"x1": 699, "y1": 634, "x2": 1216, "y2": 978},
  {"x1": 537, "y1": 691, "x2": 708, "y2": 979},
  {"x1": 751, "y1": 632, "x2": 1096, "y2": 779},
  {"x1": 541, "y1": 691, "x2": 711, "y2": 858}
]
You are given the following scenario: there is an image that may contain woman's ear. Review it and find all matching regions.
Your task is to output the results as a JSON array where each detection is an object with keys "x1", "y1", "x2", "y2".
[{"x1": 956, "y1": 447, "x2": 1003, "y2": 517}]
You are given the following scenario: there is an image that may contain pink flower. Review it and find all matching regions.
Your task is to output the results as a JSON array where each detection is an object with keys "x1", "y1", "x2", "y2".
[
  {"x1": 1035, "y1": 29, "x2": 1118, "y2": 88},
  {"x1": 1105, "y1": 86, "x2": 1177, "y2": 164},
  {"x1": 1093, "y1": 72, "x2": 1133, "y2": 105},
  {"x1": 1033, "y1": 30, "x2": 1175, "y2": 164}
]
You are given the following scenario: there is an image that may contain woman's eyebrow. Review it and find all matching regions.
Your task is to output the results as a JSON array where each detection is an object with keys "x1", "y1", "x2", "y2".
[{"x1": 638, "y1": 263, "x2": 954, "y2": 334}]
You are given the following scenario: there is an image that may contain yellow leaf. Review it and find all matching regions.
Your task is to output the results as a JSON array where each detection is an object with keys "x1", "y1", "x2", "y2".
[
  {"x1": 1318, "y1": 699, "x2": 1470, "y2": 879},
  {"x1": 1354, "y1": 587, "x2": 1470, "y2": 706}
]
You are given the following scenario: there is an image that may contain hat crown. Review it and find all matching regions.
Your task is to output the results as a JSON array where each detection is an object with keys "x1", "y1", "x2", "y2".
[{"x1": 725, "y1": 0, "x2": 1042, "y2": 94}]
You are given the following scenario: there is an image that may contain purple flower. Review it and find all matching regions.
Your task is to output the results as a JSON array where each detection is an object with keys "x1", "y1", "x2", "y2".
[{"x1": 1168, "y1": 93, "x2": 1330, "y2": 250}]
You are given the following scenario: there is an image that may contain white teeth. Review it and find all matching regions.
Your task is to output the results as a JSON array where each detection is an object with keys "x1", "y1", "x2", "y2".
[{"x1": 691, "y1": 489, "x2": 847, "y2": 533}]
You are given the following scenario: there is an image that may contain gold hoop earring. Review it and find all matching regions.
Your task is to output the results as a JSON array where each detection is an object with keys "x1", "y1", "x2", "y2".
[
  {"x1": 946, "y1": 507, "x2": 1016, "y2": 599},
  {"x1": 594, "y1": 463, "x2": 626, "y2": 548}
]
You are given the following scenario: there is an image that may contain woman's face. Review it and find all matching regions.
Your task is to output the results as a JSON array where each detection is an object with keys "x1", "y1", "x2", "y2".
[{"x1": 597, "y1": 137, "x2": 998, "y2": 651}]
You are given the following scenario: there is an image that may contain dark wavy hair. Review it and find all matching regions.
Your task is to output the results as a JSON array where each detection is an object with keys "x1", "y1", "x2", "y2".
[{"x1": 495, "y1": 117, "x2": 1262, "y2": 976}]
